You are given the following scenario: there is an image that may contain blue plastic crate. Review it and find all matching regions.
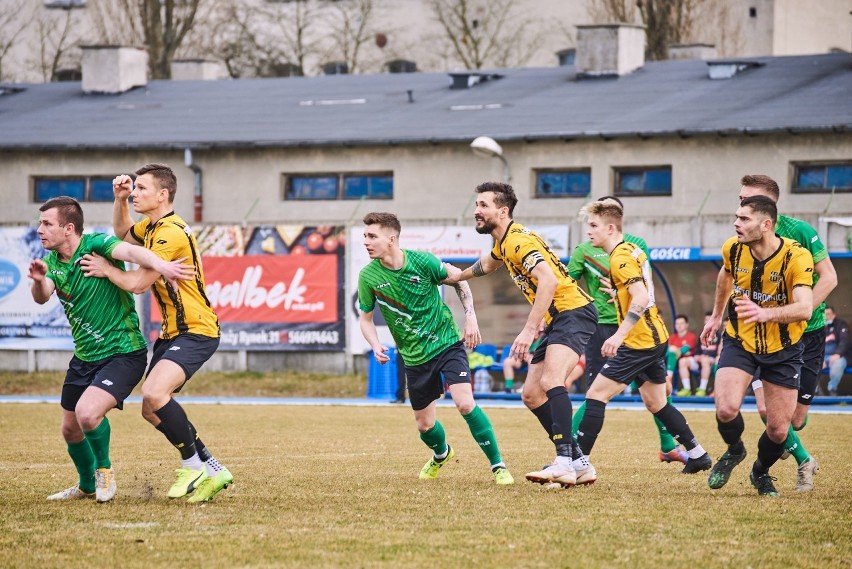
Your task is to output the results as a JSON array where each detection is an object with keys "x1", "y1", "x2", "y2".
[{"x1": 367, "y1": 347, "x2": 398, "y2": 399}]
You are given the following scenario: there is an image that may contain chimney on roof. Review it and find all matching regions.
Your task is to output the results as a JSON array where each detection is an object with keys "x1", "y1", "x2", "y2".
[
  {"x1": 170, "y1": 59, "x2": 227, "y2": 81},
  {"x1": 81, "y1": 46, "x2": 147, "y2": 94},
  {"x1": 668, "y1": 43, "x2": 717, "y2": 60},
  {"x1": 575, "y1": 24, "x2": 645, "y2": 77}
]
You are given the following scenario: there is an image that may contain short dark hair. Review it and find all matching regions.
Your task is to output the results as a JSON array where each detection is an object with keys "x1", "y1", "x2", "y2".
[
  {"x1": 136, "y1": 163, "x2": 177, "y2": 203},
  {"x1": 741, "y1": 174, "x2": 780, "y2": 201},
  {"x1": 363, "y1": 212, "x2": 401, "y2": 235},
  {"x1": 475, "y1": 182, "x2": 518, "y2": 217},
  {"x1": 40, "y1": 196, "x2": 84, "y2": 235},
  {"x1": 740, "y1": 194, "x2": 777, "y2": 225},
  {"x1": 675, "y1": 314, "x2": 689, "y2": 323}
]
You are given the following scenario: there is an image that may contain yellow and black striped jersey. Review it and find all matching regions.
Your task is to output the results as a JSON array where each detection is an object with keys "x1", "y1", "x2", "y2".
[
  {"x1": 722, "y1": 235, "x2": 813, "y2": 354},
  {"x1": 490, "y1": 222, "x2": 592, "y2": 324},
  {"x1": 610, "y1": 241, "x2": 669, "y2": 349},
  {"x1": 130, "y1": 212, "x2": 220, "y2": 339}
]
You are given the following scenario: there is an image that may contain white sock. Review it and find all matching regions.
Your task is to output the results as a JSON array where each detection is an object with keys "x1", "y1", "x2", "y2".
[
  {"x1": 681, "y1": 377, "x2": 691, "y2": 390},
  {"x1": 205, "y1": 456, "x2": 224, "y2": 476},
  {"x1": 182, "y1": 453, "x2": 203, "y2": 471},
  {"x1": 687, "y1": 445, "x2": 706, "y2": 459},
  {"x1": 699, "y1": 379, "x2": 709, "y2": 390},
  {"x1": 491, "y1": 462, "x2": 506, "y2": 471},
  {"x1": 555, "y1": 455, "x2": 574, "y2": 470},
  {"x1": 434, "y1": 447, "x2": 449, "y2": 461}
]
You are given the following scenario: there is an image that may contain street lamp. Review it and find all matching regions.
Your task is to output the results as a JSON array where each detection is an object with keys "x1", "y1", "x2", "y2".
[{"x1": 470, "y1": 136, "x2": 510, "y2": 183}]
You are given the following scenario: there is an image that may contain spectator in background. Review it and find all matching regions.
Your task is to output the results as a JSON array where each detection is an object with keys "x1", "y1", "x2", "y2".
[
  {"x1": 668, "y1": 314, "x2": 698, "y2": 396},
  {"x1": 502, "y1": 325, "x2": 545, "y2": 393},
  {"x1": 689, "y1": 312, "x2": 722, "y2": 396},
  {"x1": 824, "y1": 306, "x2": 850, "y2": 396}
]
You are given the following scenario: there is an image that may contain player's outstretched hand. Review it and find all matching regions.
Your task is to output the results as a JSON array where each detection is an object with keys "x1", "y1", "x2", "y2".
[
  {"x1": 699, "y1": 315, "x2": 721, "y2": 348},
  {"x1": 79, "y1": 252, "x2": 111, "y2": 278},
  {"x1": 734, "y1": 295, "x2": 766, "y2": 324},
  {"x1": 28, "y1": 259, "x2": 47, "y2": 282},
  {"x1": 156, "y1": 256, "x2": 195, "y2": 290},
  {"x1": 373, "y1": 345, "x2": 391, "y2": 364},
  {"x1": 461, "y1": 314, "x2": 481, "y2": 350}
]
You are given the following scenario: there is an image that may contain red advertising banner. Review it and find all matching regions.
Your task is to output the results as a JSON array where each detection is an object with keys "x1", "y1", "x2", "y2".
[
  {"x1": 145, "y1": 224, "x2": 346, "y2": 351},
  {"x1": 203, "y1": 255, "x2": 338, "y2": 323}
]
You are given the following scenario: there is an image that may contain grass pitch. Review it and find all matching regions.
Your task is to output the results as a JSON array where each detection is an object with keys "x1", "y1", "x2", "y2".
[{"x1": 0, "y1": 403, "x2": 849, "y2": 568}]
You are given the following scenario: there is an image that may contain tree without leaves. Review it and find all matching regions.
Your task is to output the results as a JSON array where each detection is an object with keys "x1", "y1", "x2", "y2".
[
  {"x1": 428, "y1": 0, "x2": 544, "y2": 70},
  {"x1": 588, "y1": 0, "x2": 742, "y2": 61},
  {"x1": 323, "y1": 0, "x2": 376, "y2": 74},
  {"x1": 30, "y1": 5, "x2": 84, "y2": 82},
  {"x1": 0, "y1": 0, "x2": 34, "y2": 82},
  {"x1": 88, "y1": 0, "x2": 202, "y2": 79}
]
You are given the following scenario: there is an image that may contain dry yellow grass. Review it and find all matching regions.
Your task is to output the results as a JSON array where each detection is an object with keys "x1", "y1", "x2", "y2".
[{"x1": 0, "y1": 402, "x2": 849, "y2": 568}]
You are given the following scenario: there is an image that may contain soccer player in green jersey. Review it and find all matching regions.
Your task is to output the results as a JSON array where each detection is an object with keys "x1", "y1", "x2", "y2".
[
  {"x1": 731, "y1": 174, "x2": 836, "y2": 492},
  {"x1": 29, "y1": 196, "x2": 191, "y2": 503},
  {"x1": 567, "y1": 196, "x2": 690, "y2": 466},
  {"x1": 357, "y1": 212, "x2": 514, "y2": 485}
]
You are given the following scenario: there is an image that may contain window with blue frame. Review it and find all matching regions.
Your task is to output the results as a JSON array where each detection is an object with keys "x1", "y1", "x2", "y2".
[
  {"x1": 535, "y1": 169, "x2": 591, "y2": 198},
  {"x1": 284, "y1": 172, "x2": 393, "y2": 200},
  {"x1": 33, "y1": 176, "x2": 115, "y2": 202},
  {"x1": 614, "y1": 166, "x2": 672, "y2": 196},
  {"x1": 792, "y1": 163, "x2": 852, "y2": 193}
]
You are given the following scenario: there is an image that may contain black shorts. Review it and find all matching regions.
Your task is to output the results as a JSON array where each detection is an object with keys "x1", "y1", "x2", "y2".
[
  {"x1": 718, "y1": 334, "x2": 803, "y2": 390},
  {"x1": 530, "y1": 303, "x2": 597, "y2": 365},
  {"x1": 585, "y1": 323, "x2": 618, "y2": 381},
  {"x1": 61, "y1": 349, "x2": 148, "y2": 412},
  {"x1": 405, "y1": 341, "x2": 470, "y2": 411},
  {"x1": 797, "y1": 328, "x2": 826, "y2": 405},
  {"x1": 599, "y1": 343, "x2": 668, "y2": 386},
  {"x1": 149, "y1": 333, "x2": 219, "y2": 386}
]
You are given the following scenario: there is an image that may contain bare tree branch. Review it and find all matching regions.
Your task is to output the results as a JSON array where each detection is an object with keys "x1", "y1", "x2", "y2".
[{"x1": 0, "y1": 0, "x2": 34, "y2": 81}]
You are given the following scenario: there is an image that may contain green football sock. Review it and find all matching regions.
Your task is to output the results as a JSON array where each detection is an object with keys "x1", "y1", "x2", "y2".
[
  {"x1": 784, "y1": 425, "x2": 811, "y2": 465},
  {"x1": 83, "y1": 416, "x2": 111, "y2": 469},
  {"x1": 759, "y1": 414, "x2": 810, "y2": 465},
  {"x1": 462, "y1": 405, "x2": 503, "y2": 467},
  {"x1": 666, "y1": 351, "x2": 678, "y2": 372},
  {"x1": 504, "y1": 378, "x2": 514, "y2": 391},
  {"x1": 419, "y1": 421, "x2": 448, "y2": 456},
  {"x1": 656, "y1": 395, "x2": 677, "y2": 452},
  {"x1": 572, "y1": 401, "x2": 586, "y2": 436},
  {"x1": 67, "y1": 439, "x2": 96, "y2": 493}
]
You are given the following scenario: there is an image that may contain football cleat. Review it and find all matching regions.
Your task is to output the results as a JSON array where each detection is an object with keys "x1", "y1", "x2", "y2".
[
  {"x1": 526, "y1": 464, "x2": 576, "y2": 488},
  {"x1": 681, "y1": 452, "x2": 712, "y2": 474},
  {"x1": 167, "y1": 467, "x2": 208, "y2": 499},
  {"x1": 419, "y1": 446, "x2": 455, "y2": 480},
  {"x1": 658, "y1": 446, "x2": 688, "y2": 465},
  {"x1": 695, "y1": 389, "x2": 707, "y2": 397},
  {"x1": 47, "y1": 484, "x2": 95, "y2": 501},
  {"x1": 95, "y1": 467, "x2": 117, "y2": 503},
  {"x1": 574, "y1": 464, "x2": 597, "y2": 486},
  {"x1": 676, "y1": 388, "x2": 692, "y2": 397},
  {"x1": 708, "y1": 448, "x2": 747, "y2": 490},
  {"x1": 187, "y1": 468, "x2": 234, "y2": 503},
  {"x1": 795, "y1": 457, "x2": 819, "y2": 493},
  {"x1": 750, "y1": 469, "x2": 779, "y2": 497},
  {"x1": 492, "y1": 466, "x2": 515, "y2": 485}
]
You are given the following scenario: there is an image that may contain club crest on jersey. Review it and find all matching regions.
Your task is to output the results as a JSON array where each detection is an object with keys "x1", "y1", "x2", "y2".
[
  {"x1": 410, "y1": 276, "x2": 421, "y2": 284},
  {"x1": 769, "y1": 271, "x2": 781, "y2": 282}
]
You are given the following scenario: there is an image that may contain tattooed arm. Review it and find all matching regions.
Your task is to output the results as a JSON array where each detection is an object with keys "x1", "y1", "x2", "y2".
[
  {"x1": 601, "y1": 280, "x2": 649, "y2": 358},
  {"x1": 442, "y1": 253, "x2": 502, "y2": 284},
  {"x1": 442, "y1": 263, "x2": 481, "y2": 348}
]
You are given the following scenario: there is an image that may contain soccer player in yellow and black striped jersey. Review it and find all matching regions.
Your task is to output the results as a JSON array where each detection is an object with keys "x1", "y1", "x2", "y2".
[
  {"x1": 574, "y1": 200, "x2": 712, "y2": 477},
  {"x1": 446, "y1": 182, "x2": 598, "y2": 488},
  {"x1": 88, "y1": 163, "x2": 232, "y2": 503},
  {"x1": 701, "y1": 194, "x2": 814, "y2": 497}
]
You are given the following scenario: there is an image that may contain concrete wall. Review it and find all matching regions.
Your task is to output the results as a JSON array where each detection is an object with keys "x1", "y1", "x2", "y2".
[{"x1": 3, "y1": 132, "x2": 851, "y2": 247}]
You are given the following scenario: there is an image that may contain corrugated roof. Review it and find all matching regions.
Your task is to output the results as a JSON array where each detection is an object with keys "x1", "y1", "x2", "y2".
[{"x1": 0, "y1": 53, "x2": 850, "y2": 150}]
